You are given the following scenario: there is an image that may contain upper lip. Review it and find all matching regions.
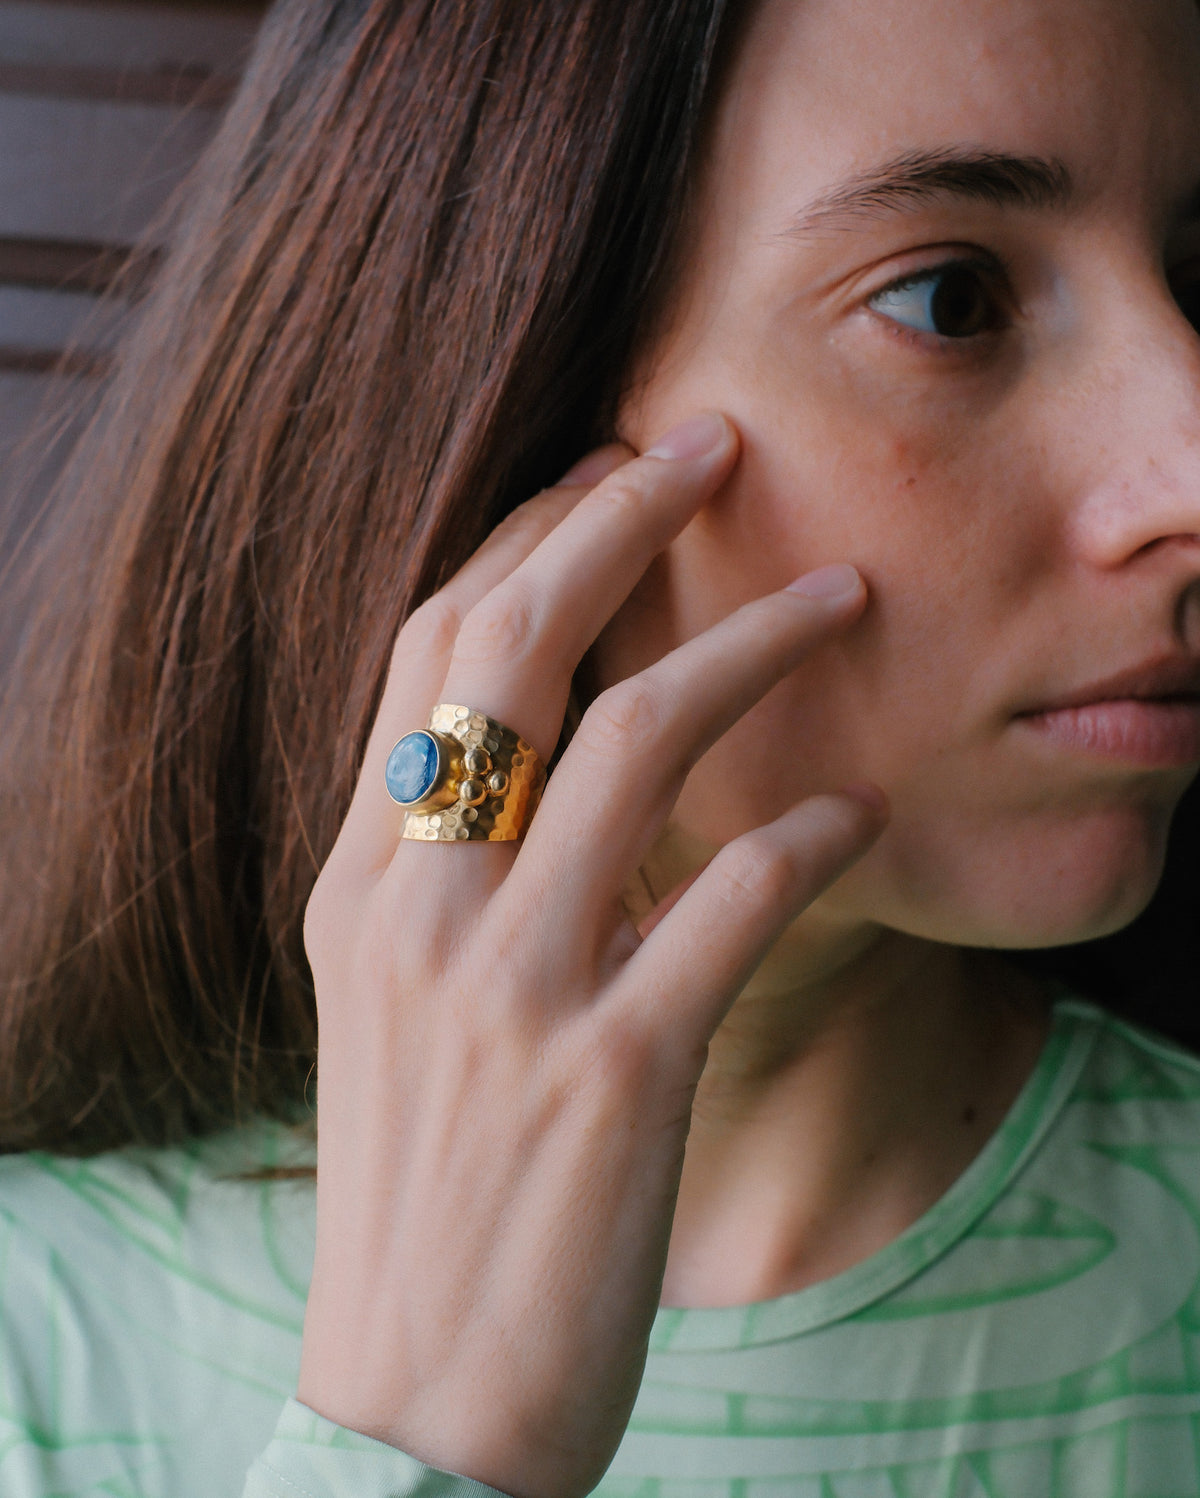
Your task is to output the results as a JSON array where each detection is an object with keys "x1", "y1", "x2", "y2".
[{"x1": 1021, "y1": 656, "x2": 1200, "y2": 715}]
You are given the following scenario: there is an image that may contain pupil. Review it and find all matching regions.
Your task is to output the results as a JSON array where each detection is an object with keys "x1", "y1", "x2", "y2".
[{"x1": 930, "y1": 268, "x2": 990, "y2": 337}]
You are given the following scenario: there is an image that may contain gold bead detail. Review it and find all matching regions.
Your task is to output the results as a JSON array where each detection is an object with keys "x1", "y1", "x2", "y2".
[
  {"x1": 486, "y1": 770, "x2": 509, "y2": 797},
  {"x1": 463, "y1": 747, "x2": 492, "y2": 777},
  {"x1": 459, "y1": 778, "x2": 486, "y2": 807}
]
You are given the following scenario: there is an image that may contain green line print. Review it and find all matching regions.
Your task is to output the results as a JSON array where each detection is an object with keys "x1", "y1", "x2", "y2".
[
  {"x1": 592, "y1": 1480, "x2": 662, "y2": 1497},
  {"x1": 45, "y1": 1248, "x2": 64, "y2": 1438},
  {"x1": 14, "y1": 1156, "x2": 304, "y2": 1333},
  {"x1": 856, "y1": 1200, "x2": 1116, "y2": 1321},
  {"x1": 18, "y1": 1150, "x2": 200, "y2": 1248},
  {"x1": 1088, "y1": 1139, "x2": 1200, "y2": 1394},
  {"x1": 1192, "y1": 1411, "x2": 1200, "y2": 1481},
  {"x1": 257, "y1": 1183, "x2": 312, "y2": 1305},
  {"x1": 963, "y1": 1455, "x2": 1002, "y2": 1498},
  {"x1": 1050, "y1": 1421, "x2": 1127, "y2": 1498},
  {"x1": 627, "y1": 1326, "x2": 1200, "y2": 1440},
  {"x1": 0, "y1": 1210, "x2": 300, "y2": 1420},
  {"x1": 885, "y1": 1456, "x2": 967, "y2": 1498},
  {"x1": 0, "y1": 1416, "x2": 162, "y2": 1456},
  {"x1": 1064, "y1": 1004, "x2": 1200, "y2": 1105},
  {"x1": 3, "y1": 1219, "x2": 304, "y2": 1396},
  {"x1": 1087, "y1": 1141, "x2": 1200, "y2": 1228},
  {"x1": 253, "y1": 1134, "x2": 314, "y2": 1306},
  {"x1": 52, "y1": 1266, "x2": 300, "y2": 1406}
]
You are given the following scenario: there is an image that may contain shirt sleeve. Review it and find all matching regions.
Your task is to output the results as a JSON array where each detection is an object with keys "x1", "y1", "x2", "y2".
[{"x1": 243, "y1": 1399, "x2": 514, "y2": 1498}]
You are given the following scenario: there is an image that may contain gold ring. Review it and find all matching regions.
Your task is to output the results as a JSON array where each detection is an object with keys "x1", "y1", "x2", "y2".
[{"x1": 385, "y1": 704, "x2": 545, "y2": 842}]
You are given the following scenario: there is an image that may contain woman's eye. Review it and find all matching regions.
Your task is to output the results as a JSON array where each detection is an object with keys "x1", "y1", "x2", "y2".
[{"x1": 868, "y1": 261, "x2": 1002, "y2": 339}]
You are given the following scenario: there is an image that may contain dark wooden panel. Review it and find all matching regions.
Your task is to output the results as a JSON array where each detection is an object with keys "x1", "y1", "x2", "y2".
[
  {"x1": 0, "y1": 60, "x2": 236, "y2": 106},
  {"x1": 0, "y1": 345, "x2": 109, "y2": 374},
  {"x1": 0, "y1": 1, "x2": 260, "y2": 73},
  {"x1": 0, "y1": 235, "x2": 146, "y2": 293}
]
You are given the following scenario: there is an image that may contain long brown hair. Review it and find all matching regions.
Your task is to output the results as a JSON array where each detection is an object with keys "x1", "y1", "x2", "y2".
[
  {"x1": 1, "y1": 0, "x2": 1196, "y2": 1159},
  {"x1": 0, "y1": 0, "x2": 734, "y2": 1154}
]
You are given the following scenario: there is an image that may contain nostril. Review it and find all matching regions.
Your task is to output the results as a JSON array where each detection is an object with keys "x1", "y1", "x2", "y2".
[{"x1": 1179, "y1": 578, "x2": 1200, "y2": 651}]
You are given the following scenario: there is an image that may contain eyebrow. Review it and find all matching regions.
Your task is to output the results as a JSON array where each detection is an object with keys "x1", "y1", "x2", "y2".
[{"x1": 785, "y1": 148, "x2": 1074, "y2": 237}]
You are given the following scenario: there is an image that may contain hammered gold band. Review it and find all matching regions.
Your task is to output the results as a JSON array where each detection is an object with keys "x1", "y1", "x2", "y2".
[{"x1": 385, "y1": 704, "x2": 545, "y2": 842}]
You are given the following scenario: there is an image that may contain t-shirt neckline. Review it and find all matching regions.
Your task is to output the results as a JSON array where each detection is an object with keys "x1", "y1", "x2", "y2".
[{"x1": 647, "y1": 994, "x2": 1100, "y2": 1354}]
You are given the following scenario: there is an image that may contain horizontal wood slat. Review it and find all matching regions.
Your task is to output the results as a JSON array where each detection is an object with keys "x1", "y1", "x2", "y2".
[
  {"x1": 0, "y1": 235, "x2": 148, "y2": 294},
  {"x1": 0, "y1": 0, "x2": 260, "y2": 74},
  {"x1": 0, "y1": 345, "x2": 110, "y2": 375},
  {"x1": 0, "y1": 59, "x2": 236, "y2": 107},
  {"x1": 0, "y1": 0, "x2": 263, "y2": 453},
  {"x1": 0, "y1": 93, "x2": 220, "y2": 241}
]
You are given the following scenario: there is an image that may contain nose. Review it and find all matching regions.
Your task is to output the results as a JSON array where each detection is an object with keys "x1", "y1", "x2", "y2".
[{"x1": 1066, "y1": 279, "x2": 1200, "y2": 578}]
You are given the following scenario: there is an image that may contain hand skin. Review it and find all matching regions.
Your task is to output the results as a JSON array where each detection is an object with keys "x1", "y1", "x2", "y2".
[{"x1": 297, "y1": 418, "x2": 887, "y2": 1497}]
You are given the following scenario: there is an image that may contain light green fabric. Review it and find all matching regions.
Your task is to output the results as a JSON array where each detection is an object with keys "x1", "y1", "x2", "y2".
[{"x1": 3, "y1": 998, "x2": 1200, "y2": 1496}]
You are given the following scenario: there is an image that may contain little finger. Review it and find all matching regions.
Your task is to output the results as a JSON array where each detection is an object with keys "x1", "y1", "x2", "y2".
[{"x1": 616, "y1": 787, "x2": 887, "y2": 1042}]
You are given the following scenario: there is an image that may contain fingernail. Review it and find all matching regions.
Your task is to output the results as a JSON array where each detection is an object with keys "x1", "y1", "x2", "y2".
[
  {"x1": 786, "y1": 563, "x2": 862, "y2": 599},
  {"x1": 644, "y1": 412, "x2": 727, "y2": 462},
  {"x1": 560, "y1": 448, "x2": 624, "y2": 485},
  {"x1": 839, "y1": 781, "x2": 890, "y2": 816}
]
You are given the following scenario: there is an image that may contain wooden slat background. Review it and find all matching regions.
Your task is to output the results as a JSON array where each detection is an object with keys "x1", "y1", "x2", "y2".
[{"x1": 0, "y1": 0, "x2": 263, "y2": 503}]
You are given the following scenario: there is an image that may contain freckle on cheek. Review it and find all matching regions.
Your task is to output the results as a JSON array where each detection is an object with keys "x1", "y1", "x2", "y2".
[{"x1": 886, "y1": 430, "x2": 941, "y2": 476}]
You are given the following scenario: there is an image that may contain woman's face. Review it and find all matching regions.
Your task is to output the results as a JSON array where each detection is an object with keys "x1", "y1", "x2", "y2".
[{"x1": 604, "y1": 0, "x2": 1200, "y2": 949}]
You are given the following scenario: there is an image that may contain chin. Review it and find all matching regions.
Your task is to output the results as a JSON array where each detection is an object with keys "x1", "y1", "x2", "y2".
[{"x1": 838, "y1": 798, "x2": 1177, "y2": 951}]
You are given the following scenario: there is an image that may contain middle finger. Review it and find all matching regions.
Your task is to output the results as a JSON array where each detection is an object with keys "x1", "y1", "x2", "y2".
[
  {"x1": 504, "y1": 565, "x2": 868, "y2": 934},
  {"x1": 432, "y1": 412, "x2": 739, "y2": 763}
]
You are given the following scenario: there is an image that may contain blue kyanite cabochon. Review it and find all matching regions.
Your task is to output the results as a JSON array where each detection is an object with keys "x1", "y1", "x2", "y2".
[{"x1": 385, "y1": 731, "x2": 441, "y2": 806}]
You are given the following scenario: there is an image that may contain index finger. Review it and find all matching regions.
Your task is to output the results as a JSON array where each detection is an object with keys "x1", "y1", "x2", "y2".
[
  {"x1": 433, "y1": 412, "x2": 740, "y2": 763},
  {"x1": 333, "y1": 444, "x2": 633, "y2": 875}
]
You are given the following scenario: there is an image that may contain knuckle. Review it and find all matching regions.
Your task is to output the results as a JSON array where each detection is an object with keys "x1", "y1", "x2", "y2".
[
  {"x1": 454, "y1": 588, "x2": 538, "y2": 665},
  {"x1": 586, "y1": 472, "x2": 653, "y2": 521},
  {"x1": 713, "y1": 834, "x2": 800, "y2": 910},
  {"x1": 398, "y1": 596, "x2": 461, "y2": 661},
  {"x1": 487, "y1": 494, "x2": 556, "y2": 546},
  {"x1": 578, "y1": 679, "x2": 667, "y2": 756}
]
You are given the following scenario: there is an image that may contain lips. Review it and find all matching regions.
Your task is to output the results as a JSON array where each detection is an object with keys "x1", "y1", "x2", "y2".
[
  {"x1": 1019, "y1": 656, "x2": 1200, "y2": 715},
  {"x1": 1014, "y1": 656, "x2": 1200, "y2": 768}
]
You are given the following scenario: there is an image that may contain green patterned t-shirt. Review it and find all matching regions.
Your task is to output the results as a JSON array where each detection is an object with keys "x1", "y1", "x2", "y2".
[{"x1": 3, "y1": 997, "x2": 1200, "y2": 1496}]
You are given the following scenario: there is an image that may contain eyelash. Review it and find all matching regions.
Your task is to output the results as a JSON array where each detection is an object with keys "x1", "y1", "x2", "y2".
[{"x1": 865, "y1": 254, "x2": 1011, "y2": 349}]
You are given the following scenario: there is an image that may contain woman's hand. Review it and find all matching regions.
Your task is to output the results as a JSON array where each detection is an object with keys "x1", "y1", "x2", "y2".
[{"x1": 297, "y1": 412, "x2": 887, "y2": 1498}]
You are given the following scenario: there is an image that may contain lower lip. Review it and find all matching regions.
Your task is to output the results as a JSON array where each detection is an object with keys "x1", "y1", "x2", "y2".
[{"x1": 1016, "y1": 699, "x2": 1200, "y2": 767}]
